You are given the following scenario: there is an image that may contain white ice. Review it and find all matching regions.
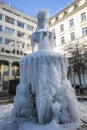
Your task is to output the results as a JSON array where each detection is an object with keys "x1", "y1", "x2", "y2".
[
  {"x1": 12, "y1": 9, "x2": 83, "y2": 128},
  {"x1": 11, "y1": 9, "x2": 87, "y2": 130}
]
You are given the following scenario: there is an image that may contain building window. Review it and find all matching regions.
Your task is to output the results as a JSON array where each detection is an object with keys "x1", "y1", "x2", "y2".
[
  {"x1": 0, "y1": 37, "x2": 2, "y2": 44},
  {"x1": 60, "y1": 24, "x2": 64, "y2": 32},
  {"x1": 81, "y1": 13, "x2": 86, "y2": 21},
  {"x1": 5, "y1": 38, "x2": 15, "y2": 45},
  {"x1": 5, "y1": 27, "x2": 14, "y2": 35},
  {"x1": 22, "y1": 43, "x2": 25, "y2": 48},
  {"x1": 52, "y1": 29, "x2": 55, "y2": 36},
  {"x1": 61, "y1": 36, "x2": 65, "y2": 44},
  {"x1": 17, "y1": 41, "x2": 21, "y2": 48},
  {"x1": 27, "y1": 25, "x2": 34, "y2": 31},
  {"x1": 17, "y1": 21, "x2": 25, "y2": 28},
  {"x1": 0, "y1": 14, "x2": 2, "y2": 20},
  {"x1": 71, "y1": 32, "x2": 75, "y2": 41},
  {"x1": 52, "y1": 29, "x2": 56, "y2": 45},
  {"x1": 5, "y1": 16, "x2": 14, "y2": 24},
  {"x1": 17, "y1": 41, "x2": 25, "y2": 48},
  {"x1": 17, "y1": 31, "x2": 25, "y2": 38},
  {"x1": 27, "y1": 44, "x2": 30, "y2": 48},
  {"x1": 82, "y1": 27, "x2": 87, "y2": 36},
  {"x1": 69, "y1": 19, "x2": 74, "y2": 27},
  {"x1": 0, "y1": 25, "x2": 3, "y2": 32}
]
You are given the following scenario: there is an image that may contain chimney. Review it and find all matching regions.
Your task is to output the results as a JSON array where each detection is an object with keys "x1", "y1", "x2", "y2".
[{"x1": 9, "y1": 2, "x2": 12, "y2": 8}]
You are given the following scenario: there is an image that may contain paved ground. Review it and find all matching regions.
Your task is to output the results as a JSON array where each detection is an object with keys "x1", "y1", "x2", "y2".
[
  {"x1": 0, "y1": 91, "x2": 87, "y2": 130},
  {"x1": 0, "y1": 90, "x2": 14, "y2": 104},
  {"x1": 2, "y1": 123, "x2": 87, "y2": 130}
]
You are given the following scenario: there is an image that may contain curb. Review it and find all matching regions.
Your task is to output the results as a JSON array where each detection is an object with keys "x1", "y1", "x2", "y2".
[
  {"x1": 0, "y1": 99, "x2": 13, "y2": 104},
  {"x1": 77, "y1": 96, "x2": 87, "y2": 100}
]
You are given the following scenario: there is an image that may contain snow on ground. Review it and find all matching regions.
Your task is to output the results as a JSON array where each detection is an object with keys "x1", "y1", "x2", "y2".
[
  {"x1": 0, "y1": 103, "x2": 13, "y2": 129},
  {"x1": 79, "y1": 101, "x2": 87, "y2": 121},
  {"x1": 19, "y1": 120, "x2": 81, "y2": 130},
  {"x1": 0, "y1": 101, "x2": 87, "y2": 130}
]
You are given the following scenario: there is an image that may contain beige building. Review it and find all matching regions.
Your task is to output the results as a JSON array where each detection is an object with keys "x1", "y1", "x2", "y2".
[
  {"x1": 0, "y1": 2, "x2": 37, "y2": 91},
  {"x1": 49, "y1": 0, "x2": 87, "y2": 87},
  {"x1": 0, "y1": 0, "x2": 87, "y2": 91}
]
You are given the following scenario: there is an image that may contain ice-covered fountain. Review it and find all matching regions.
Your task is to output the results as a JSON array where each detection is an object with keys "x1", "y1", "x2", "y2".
[{"x1": 12, "y1": 9, "x2": 83, "y2": 130}]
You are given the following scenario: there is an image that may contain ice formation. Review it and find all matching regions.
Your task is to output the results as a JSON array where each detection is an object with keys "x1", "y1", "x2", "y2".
[{"x1": 12, "y1": 9, "x2": 81, "y2": 127}]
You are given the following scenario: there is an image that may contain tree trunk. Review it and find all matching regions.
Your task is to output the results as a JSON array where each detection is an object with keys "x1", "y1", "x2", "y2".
[{"x1": 77, "y1": 70, "x2": 83, "y2": 94}]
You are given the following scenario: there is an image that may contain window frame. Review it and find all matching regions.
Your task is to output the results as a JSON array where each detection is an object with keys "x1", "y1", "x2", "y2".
[
  {"x1": 17, "y1": 31, "x2": 25, "y2": 38},
  {"x1": 81, "y1": 12, "x2": 86, "y2": 21},
  {"x1": 5, "y1": 16, "x2": 14, "y2": 24},
  {"x1": 5, "y1": 38, "x2": 15, "y2": 45},
  {"x1": 0, "y1": 14, "x2": 2, "y2": 20},
  {"x1": 27, "y1": 24, "x2": 34, "y2": 31},
  {"x1": 60, "y1": 24, "x2": 64, "y2": 32},
  {"x1": 82, "y1": 27, "x2": 87, "y2": 36},
  {"x1": 17, "y1": 21, "x2": 25, "y2": 28},
  {"x1": 0, "y1": 37, "x2": 2, "y2": 44},
  {"x1": 5, "y1": 27, "x2": 15, "y2": 35},
  {"x1": 71, "y1": 32, "x2": 75, "y2": 41},
  {"x1": 61, "y1": 36, "x2": 65, "y2": 44},
  {"x1": 69, "y1": 19, "x2": 74, "y2": 27},
  {"x1": 0, "y1": 25, "x2": 3, "y2": 32}
]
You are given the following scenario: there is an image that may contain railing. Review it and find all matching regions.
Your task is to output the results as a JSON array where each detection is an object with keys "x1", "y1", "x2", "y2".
[{"x1": 0, "y1": 44, "x2": 25, "y2": 56}]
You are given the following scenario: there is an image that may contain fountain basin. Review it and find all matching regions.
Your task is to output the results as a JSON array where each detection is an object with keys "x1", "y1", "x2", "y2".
[{"x1": 13, "y1": 50, "x2": 81, "y2": 125}]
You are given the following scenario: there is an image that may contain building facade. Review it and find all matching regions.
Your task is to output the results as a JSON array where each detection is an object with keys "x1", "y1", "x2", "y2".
[
  {"x1": 0, "y1": 0, "x2": 87, "y2": 91},
  {"x1": 49, "y1": 0, "x2": 87, "y2": 88},
  {"x1": 0, "y1": 2, "x2": 37, "y2": 91}
]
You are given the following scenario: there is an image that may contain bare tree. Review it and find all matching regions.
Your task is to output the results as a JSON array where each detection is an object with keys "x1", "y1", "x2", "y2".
[{"x1": 63, "y1": 38, "x2": 87, "y2": 91}]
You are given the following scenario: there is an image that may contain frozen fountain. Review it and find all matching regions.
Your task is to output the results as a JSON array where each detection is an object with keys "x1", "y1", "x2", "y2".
[{"x1": 12, "y1": 9, "x2": 83, "y2": 130}]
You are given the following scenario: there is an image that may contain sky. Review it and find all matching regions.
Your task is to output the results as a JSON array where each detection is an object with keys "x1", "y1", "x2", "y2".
[{"x1": 1, "y1": 0, "x2": 75, "y2": 18}]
